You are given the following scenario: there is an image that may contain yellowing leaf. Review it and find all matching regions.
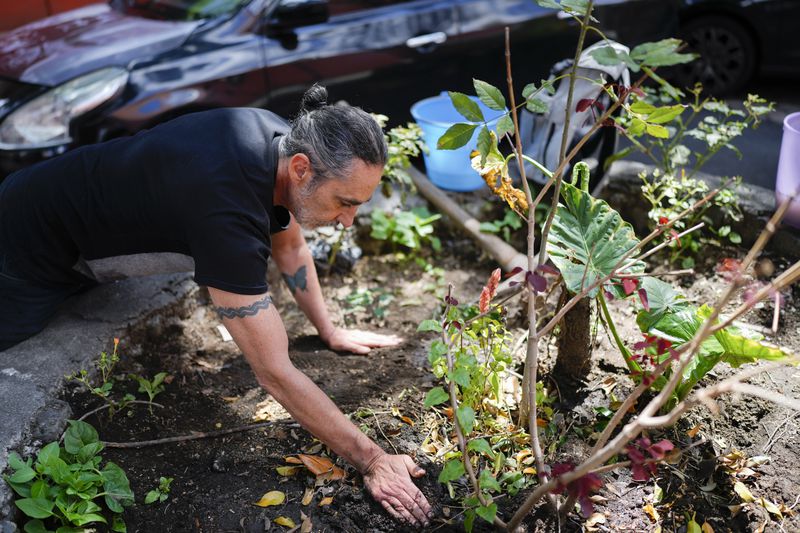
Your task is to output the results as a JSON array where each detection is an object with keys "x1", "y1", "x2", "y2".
[
  {"x1": 643, "y1": 502, "x2": 660, "y2": 522},
  {"x1": 758, "y1": 497, "x2": 782, "y2": 518},
  {"x1": 301, "y1": 487, "x2": 314, "y2": 506},
  {"x1": 701, "y1": 522, "x2": 714, "y2": 533},
  {"x1": 734, "y1": 481, "x2": 754, "y2": 503},
  {"x1": 285, "y1": 456, "x2": 303, "y2": 464},
  {"x1": 523, "y1": 467, "x2": 537, "y2": 475},
  {"x1": 274, "y1": 516, "x2": 296, "y2": 528},
  {"x1": 319, "y1": 496, "x2": 334, "y2": 506},
  {"x1": 276, "y1": 466, "x2": 301, "y2": 477},
  {"x1": 686, "y1": 518, "x2": 701, "y2": 533},
  {"x1": 686, "y1": 424, "x2": 701, "y2": 438},
  {"x1": 254, "y1": 490, "x2": 285, "y2": 507},
  {"x1": 400, "y1": 416, "x2": 415, "y2": 426},
  {"x1": 300, "y1": 512, "x2": 312, "y2": 533}
]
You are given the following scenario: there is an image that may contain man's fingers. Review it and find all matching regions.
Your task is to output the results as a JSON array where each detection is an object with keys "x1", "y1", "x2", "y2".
[
  {"x1": 403, "y1": 455, "x2": 426, "y2": 478},
  {"x1": 385, "y1": 496, "x2": 418, "y2": 526},
  {"x1": 380, "y1": 500, "x2": 406, "y2": 524},
  {"x1": 405, "y1": 489, "x2": 431, "y2": 526}
]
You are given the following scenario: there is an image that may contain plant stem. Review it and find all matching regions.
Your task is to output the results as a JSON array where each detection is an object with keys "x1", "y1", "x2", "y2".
[{"x1": 597, "y1": 292, "x2": 638, "y2": 373}]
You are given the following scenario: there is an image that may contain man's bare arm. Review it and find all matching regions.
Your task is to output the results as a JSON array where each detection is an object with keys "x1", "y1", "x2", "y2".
[{"x1": 207, "y1": 287, "x2": 430, "y2": 526}]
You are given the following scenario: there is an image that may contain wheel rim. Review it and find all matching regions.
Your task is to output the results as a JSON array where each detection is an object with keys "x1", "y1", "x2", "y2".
[{"x1": 680, "y1": 24, "x2": 749, "y2": 93}]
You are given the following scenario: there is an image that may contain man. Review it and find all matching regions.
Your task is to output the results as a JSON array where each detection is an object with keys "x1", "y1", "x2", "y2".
[{"x1": 0, "y1": 85, "x2": 433, "y2": 526}]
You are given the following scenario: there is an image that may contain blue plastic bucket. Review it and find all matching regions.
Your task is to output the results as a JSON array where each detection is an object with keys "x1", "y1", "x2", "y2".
[{"x1": 411, "y1": 92, "x2": 505, "y2": 191}]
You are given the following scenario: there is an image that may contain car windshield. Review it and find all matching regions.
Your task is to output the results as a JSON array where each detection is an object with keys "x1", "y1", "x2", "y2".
[{"x1": 111, "y1": 0, "x2": 250, "y2": 21}]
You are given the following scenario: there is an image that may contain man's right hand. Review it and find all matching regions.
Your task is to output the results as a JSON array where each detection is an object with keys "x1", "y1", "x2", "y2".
[{"x1": 363, "y1": 453, "x2": 433, "y2": 527}]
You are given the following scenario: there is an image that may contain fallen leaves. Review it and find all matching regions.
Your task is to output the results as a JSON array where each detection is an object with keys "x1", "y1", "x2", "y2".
[
  {"x1": 254, "y1": 490, "x2": 285, "y2": 507},
  {"x1": 273, "y1": 516, "x2": 295, "y2": 528},
  {"x1": 297, "y1": 454, "x2": 345, "y2": 481}
]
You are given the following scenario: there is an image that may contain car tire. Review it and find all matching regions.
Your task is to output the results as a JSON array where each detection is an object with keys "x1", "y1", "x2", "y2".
[{"x1": 675, "y1": 15, "x2": 757, "y2": 95}]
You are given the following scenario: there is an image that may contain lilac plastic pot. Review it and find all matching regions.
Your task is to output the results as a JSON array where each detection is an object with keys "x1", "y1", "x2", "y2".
[{"x1": 776, "y1": 112, "x2": 800, "y2": 229}]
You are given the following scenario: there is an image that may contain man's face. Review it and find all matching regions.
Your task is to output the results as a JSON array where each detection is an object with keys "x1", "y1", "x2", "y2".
[{"x1": 290, "y1": 159, "x2": 383, "y2": 229}]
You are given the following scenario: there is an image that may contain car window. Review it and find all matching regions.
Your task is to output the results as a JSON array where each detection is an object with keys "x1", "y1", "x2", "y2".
[{"x1": 111, "y1": 0, "x2": 248, "y2": 21}]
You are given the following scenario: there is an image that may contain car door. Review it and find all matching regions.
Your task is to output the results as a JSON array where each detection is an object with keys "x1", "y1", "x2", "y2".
[{"x1": 259, "y1": 0, "x2": 459, "y2": 119}]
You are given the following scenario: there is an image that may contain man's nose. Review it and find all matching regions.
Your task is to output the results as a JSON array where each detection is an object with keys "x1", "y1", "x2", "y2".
[{"x1": 338, "y1": 207, "x2": 358, "y2": 228}]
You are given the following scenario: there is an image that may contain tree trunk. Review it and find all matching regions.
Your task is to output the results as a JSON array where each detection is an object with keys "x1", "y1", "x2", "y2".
[{"x1": 553, "y1": 290, "x2": 592, "y2": 382}]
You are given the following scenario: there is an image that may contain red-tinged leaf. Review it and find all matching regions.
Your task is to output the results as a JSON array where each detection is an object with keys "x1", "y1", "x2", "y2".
[
  {"x1": 717, "y1": 258, "x2": 742, "y2": 273},
  {"x1": 604, "y1": 290, "x2": 615, "y2": 301},
  {"x1": 631, "y1": 87, "x2": 645, "y2": 98},
  {"x1": 649, "y1": 440, "x2": 675, "y2": 459},
  {"x1": 576, "y1": 99, "x2": 593, "y2": 113},
  {"x1": 656, "y1": 338, "x2": 672, "y2": 355},
  {"x1": 594, "y1": 100, "x2": 605, "y2": 112},
  {"x1": 638, "y1": 288, "x2": 650, "y2": 311},
  {"x1": 537, "y1": 263, "x2": 560, "y2": 276},
  {"x1": 452, "y1": 321, "x2": 463, "y2": 330},
  {"x1": 509, "y1": 281, "x2": 519, "y2": 287},
  {"x1": 633, "y1": 340, "x2": 650, "y2": 350},
  {"x1": 505, "y1": 266, "x2": 524, "y2": 278},
  {"x1": 622, "y1": 277, "x2": 638, "y2": 295},
  {"x1": 658, "y1": 216, "x2": 669, "y2": 225},
  {"x1": 526, "y1": 271, "x2": 547, "y2": 293}
]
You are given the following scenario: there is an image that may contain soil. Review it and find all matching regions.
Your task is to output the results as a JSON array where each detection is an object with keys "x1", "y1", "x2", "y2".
[{"x1": 49, "y1": 230, "x2": 800, "y2": 533}]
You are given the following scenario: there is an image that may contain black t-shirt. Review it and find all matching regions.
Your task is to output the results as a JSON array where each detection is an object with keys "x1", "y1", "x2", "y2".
[{"x1": 0, "y1": 108, "x2": 291, "y2": 294}]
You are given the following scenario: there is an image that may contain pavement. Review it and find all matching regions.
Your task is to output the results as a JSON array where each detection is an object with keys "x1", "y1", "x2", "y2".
[{"x1": 0, "y1": 273, "x2": 194, "y2": 529}]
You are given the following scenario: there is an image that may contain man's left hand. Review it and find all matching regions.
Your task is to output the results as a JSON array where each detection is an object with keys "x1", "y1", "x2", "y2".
[{"x1": 322, "y1": 327, "x2": 402, "y2": 355}]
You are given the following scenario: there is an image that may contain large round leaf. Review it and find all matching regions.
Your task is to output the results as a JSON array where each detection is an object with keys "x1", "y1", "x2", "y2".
[{"x1": 547, "y1": 180, "x2": 643, "y2": 297}]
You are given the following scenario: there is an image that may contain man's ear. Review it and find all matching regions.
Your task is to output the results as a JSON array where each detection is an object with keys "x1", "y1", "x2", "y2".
[{"x1": 288, "y1": 153, "x2": 312, "y2": 186}]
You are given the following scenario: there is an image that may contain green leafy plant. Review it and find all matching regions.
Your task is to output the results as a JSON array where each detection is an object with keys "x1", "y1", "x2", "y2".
[
  {"x1": 3, "y1": 420, "x2": 133, "y2": 532},
  {"x1": 339, "y1": 287, "x2": 395, "y2": 326},
  {"x1": 372, "y1": 114, "x2": 427, "y2": 195},
  {"x1": 479, "y1": 208, "x2": 523, "y2": 243},
  {"x1": 134, "y1": 372, "x2": 168, "y2": 412},
  {"x1": 370, "y1": 207, "x2": 441, "y2": 253},
  {"x1": 144, "y1": 476, "x2": 173, "y2": 505}
]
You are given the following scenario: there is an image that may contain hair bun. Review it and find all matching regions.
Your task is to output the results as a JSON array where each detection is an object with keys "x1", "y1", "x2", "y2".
[{"x1": 300, "y1": 84, "x2": 328, "y2": 112}]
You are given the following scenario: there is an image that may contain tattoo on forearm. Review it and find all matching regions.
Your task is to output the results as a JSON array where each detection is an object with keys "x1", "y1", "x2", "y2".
[
  {"x1": 282, "y1": 265, "x2": 308, "y2": 294},
  {"x1": 213, "y1": 294, "x2": 272, "y2": 319}
]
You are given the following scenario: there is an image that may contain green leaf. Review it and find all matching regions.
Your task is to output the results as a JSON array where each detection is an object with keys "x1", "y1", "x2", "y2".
[
  {"x1": 476, "y1": 502, "x2": 498, "y2": 523},
  {"x1": 477, "y1": 126, "x2": 492, "y2": 167},
  {"x1": 9, "y1": 464, "x2": 37, "y2": 484},
  {"x1": 590, "y1": 46, "x2": 639, "y2": 72},
  {"x1": 534, "y1": 0, "x2": 561, "y2": 9},
  {"x1": 417, "y1": 319, "x2": 442, "y2": 333},
  {"x1": 423, "y1": 387, "x2": 449, "y2": 409},
  {"x1": 102, "y1": 462, "x2": 134, "y2": 513},
  {"x1": 72, "y1": 513, "x2": 107, "y2": 526},
  {"x1": 629, "y1": 117, "x2": 646, "y2": 136},
  {"x1": 478, "y1": 469, "x2": 501, "y2": 493},
  {"x1": 145, "y1": 490, "x2": 160, "y2": 505},
  {"x1": 646, "y1": 123, "x2": 669, "y2": 139},
  {"x1": 30, "y1": 480, "x2": 49, "y2": 500},
  {"x1": 63, "y1": 420, "x2": 99, "y2": 455},
  {"x1": 729, "y1": 231, "x2": 742, "y2": 244},
  {"x1": 473, "y1": 79, "x2": 506, "y2": 111},
  {"x1": 647, "y1": 105, "x2": 685, "y2": 124},
  {"x1": 427, "y1": 340, "x2": 447, "y2": 365},
  {"x1": 522, "y1": 83, "x2": 537, "y2": 99},
  {"x1": 23, "y1": 520, "x2": 49, "y2": 533},
  {"x1": 8, "y1": 452, "x2": 29, "y2": 471},
  {"x1": 456, "y1": 406, "x2": 475, "y2": 434},
  {"x1": 450, "y1": 367, "x2": 471, "y2": 388},
  {"x1": 437, "y1": 123, "x2": 477, "y2": 150},
  {"x1": 77, "y1": 442, "x2": 104, "y2": 464},
  {"x1": 111, "y1": 515, "x2": 127, "y2": 533},
  {"x1": 547, "y1": 179, "x2": 644, "y2": 297},
  {"x1": 36, "y1": 442, "x2": 61, "y2": 470},
  {"x1": 526, "y1": 97, "x2": 549, "y2": 114},
  {"x1": 630, "y1": 101, "x2": 656, "y2": 115},
  {"x1": 448, "y1": 92, "x2": 484, "y2": 122},
  {"x1": 437, "y1": 459, "x2": 465, "y2": 483},
  {"x1": 16, "y1": 498, "x2": 54, "y2": 519},
  {"x1": 637, "y1": 277, "x2": 690, "y2": 331},
  {"x1": 464, "y1": 508, "x2": 476, "y2": 533},
  {"x1": 467, "y1": 438, "x2": 495, "y2": 459},
  {"x1": 631, "y1": 39, "x2": 696, "y2": 68},
  {"x1": 496, "y1": 115, "x2": 514, "y2": 138}
]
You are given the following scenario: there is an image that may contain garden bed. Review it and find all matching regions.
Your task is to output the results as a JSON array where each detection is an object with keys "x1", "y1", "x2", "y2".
[{"x1": 52, "y1": 231, "x2": 800, "y2": 532}]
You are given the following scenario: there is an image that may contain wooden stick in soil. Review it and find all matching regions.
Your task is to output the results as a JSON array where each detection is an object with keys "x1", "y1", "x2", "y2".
[{"x1": 103, "y1": 420, "x2": 296, "y2": 449}]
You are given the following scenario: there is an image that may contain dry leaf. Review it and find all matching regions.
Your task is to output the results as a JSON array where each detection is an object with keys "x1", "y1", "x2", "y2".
[
  {"x1": 298, "y1": 454, "x2": 334, "y2": 475},
  {"x1": 536, "y1": 418, "x2": 547, "y2": 427},
  {"x1": 400, "y1": 416, "x2": 415, "y2": 426},
  {"x1": 300, "y1": 512, "x2": 312, "y2": 533},
  {"x1": 276, "y1": 466, "x2": 301, "y2": 477},
  {"x1": 758, "y1": 497, "x2": 782, "y2": 518},
  {"x1": 254, "y1": 490, "x2": 285, "y2": 507},
  {"x1": 734, "y1": 481, "x2": 755, "y2": 503},
  {"x1": 585, "y1": 513, "x2": 606, "y2": 531},
  {"x1": 305, "y1": 442, "x2": 323, "y2": 455},
  {"x1": 598, "y1": 376, "x2": 617, "y2": 396},
  {"x1": 745, "y1": 456, "x2": 770, "y2": 468},
  {"x1": 285, "y1": 456, "x2": 303, "y2": 464},
  {"x1": 442, "y1": 407, "x2": 453, "y2": 419},
  {"x1": 643, "y1": 502, "x2": 660, "y2": 522},
  {"x1": 319, "y1": 497, "x2": 334, "y2": 506},
  {"x1": 274, "y1": 516, "x2": 296, "y2": 528},
  {"x1": 701, "y1": 522, "x2": 714, "y2": 533},
  {"x1": 221, "y1": 396, "x2": 239, "y2": 403},
  {"x1": 728, "y1": 505, "x2": 742, "y2": 517},
  {"x1": 301, "y1": 487, "x2": 314, "y2": 506},
  {"x1": 686, "y1": 424, "x2": 702, "y2": 438},
  {"x1": 522, "y1": 467, "x2": 537, "y2": 475}
]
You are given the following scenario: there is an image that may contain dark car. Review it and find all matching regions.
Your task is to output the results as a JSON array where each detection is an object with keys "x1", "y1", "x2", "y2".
[
  {"x1": 0, "y1": 0, "x2": 97, "y2": 33},
  {"x1": 675, "y1": 0, "x2": 800, "y2": 94},
  {"x1": 0, "y1": 0, "x2": 676, "y2": 177}
]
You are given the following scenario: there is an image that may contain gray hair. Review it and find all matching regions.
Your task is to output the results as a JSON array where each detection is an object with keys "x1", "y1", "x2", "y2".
[{"x1": 278, "y1": 84, "x2": 387, "y2": 185}]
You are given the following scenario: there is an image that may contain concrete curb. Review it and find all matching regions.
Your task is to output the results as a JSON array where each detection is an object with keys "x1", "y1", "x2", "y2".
[
  {"x1": 601, "y1": 161, "x2": 800, "y2": 260},
  {"x1": 0, "y1": 273, "x2": 195, "y2": 525}
]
